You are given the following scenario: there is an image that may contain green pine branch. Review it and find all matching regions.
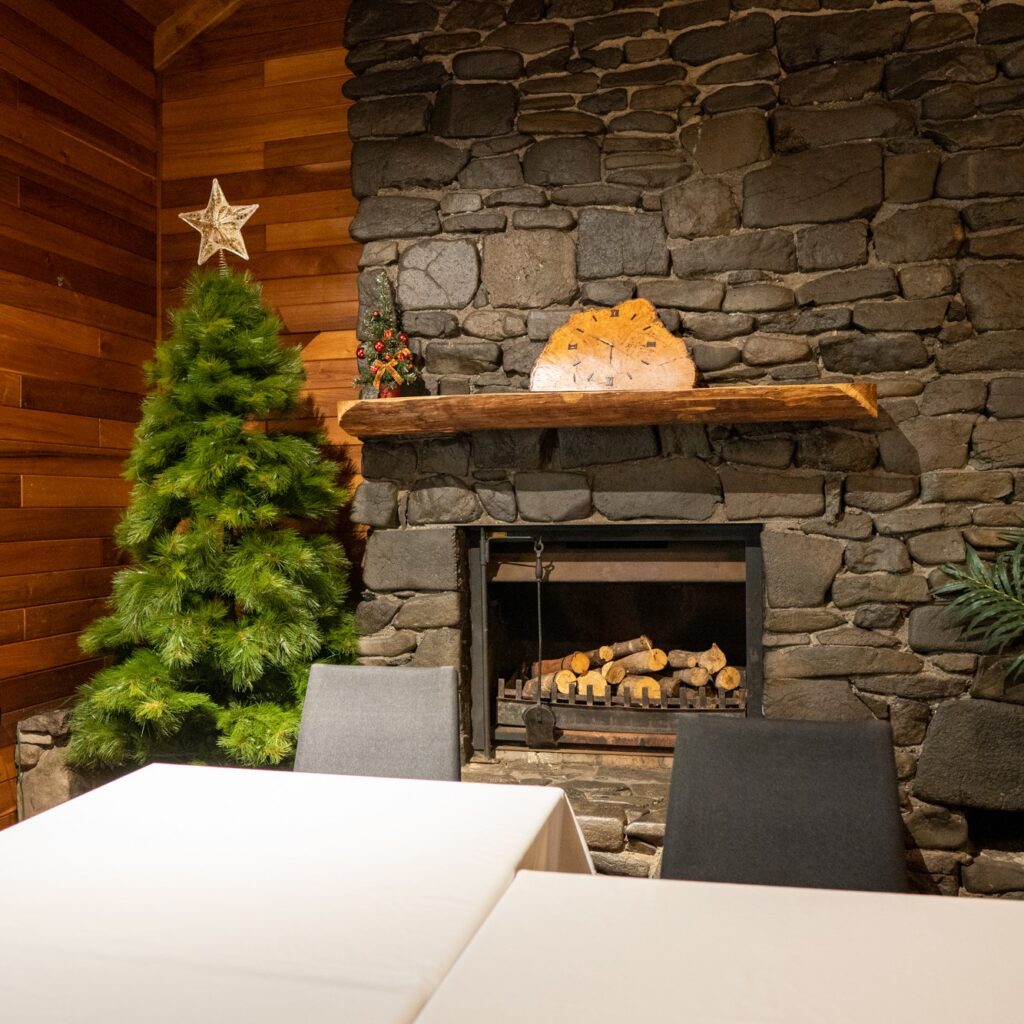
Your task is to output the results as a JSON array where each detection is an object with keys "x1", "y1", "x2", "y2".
[{"x1": 67, "y1": 270, "x2": 356, "y2": 771}]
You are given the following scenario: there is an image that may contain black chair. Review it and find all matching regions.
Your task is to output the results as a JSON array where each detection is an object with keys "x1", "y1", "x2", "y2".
[
  {"x1": 294, "y1": 664, "x2": 460, "y2": 781},
  {"x1": 661, "y1": 716, "x2": 907, "y2": 892}
]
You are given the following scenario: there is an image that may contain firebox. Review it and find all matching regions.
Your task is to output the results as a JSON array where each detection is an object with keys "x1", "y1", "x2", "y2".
[{"x1": 467, "y1": 525, "x2": 764, "y2": 756}]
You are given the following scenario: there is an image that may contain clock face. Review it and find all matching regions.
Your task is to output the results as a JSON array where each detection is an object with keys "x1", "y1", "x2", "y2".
[{"x1": 531, "y1": 300, "x2": 698, "y2": 393}]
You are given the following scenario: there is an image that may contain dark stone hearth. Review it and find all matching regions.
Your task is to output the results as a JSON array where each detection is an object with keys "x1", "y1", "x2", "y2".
[
  {"x1": 916, "y1": 700, "x2": 1024, "y2": 811},
  {"x1": 592, "y1": 457, "x2": 719, "y2": 520},
  {"x1": 345, "y1": 0, "x2": 1024, "y2": 888},
  {"x1": 577, "y1": 209, "x2": 669, "y2": 278},
  {"x1": 523, "y1": 138, "x2": 600, "y2": 186},
  {"x1": 743, "y1": 144, "x2": 883, "y2": 227},
  {"x1": 775, "y1": 9, "x2": 910, "y2": 70}
]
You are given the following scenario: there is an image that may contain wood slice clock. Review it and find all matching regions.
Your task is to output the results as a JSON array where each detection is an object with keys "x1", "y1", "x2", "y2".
[{"x1": 529, "y1": 298, "x2": 699, "y2": 392}]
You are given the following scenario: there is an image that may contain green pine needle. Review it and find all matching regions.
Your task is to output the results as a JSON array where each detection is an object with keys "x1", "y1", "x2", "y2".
[{"x1": 67, "y1": 270, "x2": 356, "y2": 771}]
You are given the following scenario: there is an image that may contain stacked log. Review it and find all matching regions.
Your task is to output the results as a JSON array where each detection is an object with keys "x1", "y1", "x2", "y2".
[{"x1": 520, "y1": 637, "x2": 745, "y2": 704}]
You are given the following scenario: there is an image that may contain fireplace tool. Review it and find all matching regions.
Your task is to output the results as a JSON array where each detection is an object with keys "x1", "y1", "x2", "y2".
[{"x1": 522, "y1": 537, "x2": 557, "y2": 749}]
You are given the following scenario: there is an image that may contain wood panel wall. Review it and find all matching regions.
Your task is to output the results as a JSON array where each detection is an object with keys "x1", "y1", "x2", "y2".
[
  {"x1": 159, "y1": 0, "x2": 361, "y2": 472},
  {"x1": 0, "y1": 0, "x2": 360, "y2": 827},
  {"x1": 0, "y1": 0, "x2": 159, "y2": 826}
]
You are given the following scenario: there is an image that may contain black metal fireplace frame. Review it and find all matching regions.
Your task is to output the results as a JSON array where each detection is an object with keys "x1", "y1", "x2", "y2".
[{"x1": 466, "y1": 523, "x2": 764, "y2": 757}]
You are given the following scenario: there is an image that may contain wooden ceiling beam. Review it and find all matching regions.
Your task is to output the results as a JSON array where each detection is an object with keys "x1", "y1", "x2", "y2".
[
  {"x1": 120, "y1": 0, "x2": 173, "y2": 25},
  {"x1": 154, "y1": 0, "x2": 247, "y2": 70}
]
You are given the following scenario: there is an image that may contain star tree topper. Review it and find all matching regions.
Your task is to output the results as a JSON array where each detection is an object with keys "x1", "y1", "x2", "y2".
[{"x1": 178, "y1": 178, "x2": 259, "y2": 266}]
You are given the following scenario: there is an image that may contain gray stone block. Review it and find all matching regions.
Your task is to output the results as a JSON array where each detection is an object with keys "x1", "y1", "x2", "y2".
[
  {"x1": 780, "y1": 59, "x2": 884, "y2": 105},
  {"x1": 916, "y1": 699, "x2": 1024, "y2": 811},
  {"x1": 795, "y1": 267, "x2": 897, "y2": 306},
  {"x1": 476, "y1": 479, "x2": 517, "y2": 521},
  {"x1": 762, "y1": 530, "x2": 844, "y2": 608},
  {"x1": 776, "y1": 8, "x2": 910, "y2": 70},
  {"x1": 355, "y1": 595, "x2": 402, "y2": 634},
  {"x1": 819, "y1": 332, "x2": 928, "y2": 374},
  {"x1": 432, "y1": 83, "x2": 517, "y2": 138},
  {"x1": 971, "y1": 656, "x2": 1024, "y2": 705},
  {"x1": 515, "y1": 471, "x2": 591, "y2": 521},
  {"x1": 523, "y1": 137, "x2": 601, "y2": 186},
  {"x1": 773, "y1": 102, "x2": 915, "y2": 153},
  {"x1": 671, "y1": 12, "x2": 775, "y2": 65},
  {"x1": 743, "y1": 143, "x2": 883, "y2": 227},
  {"x1": 358, "y1": 629, "x2": 419, "y2": 657},
  {"x1": 420, "y1": 438, "x2": 471, "y2": 477},
  {"x1": 398, "y1": 239, "x2": 480, "y2": 310},
  {"x1": 720, "y1": 467, "x2": 824, "y2": 519},
  {"x1": 973, "y1": 420, "x2": 1024, "y2": 468},
  {"x1": 452, "y1": 48, "x2": 524, "y2": 80},
  {"x1": 361, "y1": 441, "x2": 417, "y2": 481},
  {"x1": 672, "y1": 230, "x2": 795, "y2": 276},
  {"x1": 963, "y1": 851, "x2": 1024, "y2": 894},
  {"x1": 845, "y1": 537, "x2": 911, "y2": 575},
  {"x1": 351, "y1": 138, "x2": 469, "y2": 197},
  {"x1": 908, "y1": 604, "x2": 987, "y2": 653},
  {"x1": 592, "y1": 457, "x2": 720, "y2": 520},
  {"x1": 765, "y1": 645, "x2": 924, "y2": 679},
  {"x1": 903, "y1": 798, "x2": 968, "y2": 851},
  {"x1": 877, "y1": 415, "x2": 975, "y2": 475},
  {"x1": 425, "y1": 340, "x2": 501, "y2": 375},
  {"x1": 681, "y1": 109, "x2": 770, "y2": 173},
  {"x1": 662, "y1": 178, "x2": 738, "y2": 239},
  {"x1": 577, "y1": 209, "x2": 669, "y2": 278},
  {"x1": 482, "y1": 230, "x2": 577, "y2": 307},
  {"x1": 764, "y1": 678, "x2": 875, "y2": 721},
  {"x1": 557, "y1": 427, "x2": 658, "y2": 469},
  {"x1": 407, "y1": 475, "x2": 482, "y2": 525},
  {"x1": 348, "y1": 96, "x2": 432, "y2": 139},
  {"x1": 363, "y1": 528, "x2": 462, "y2": 592},
  {"x1": 907, "y1": 529, "x2": 965, "y2": 566},
  {"x1": 350, "y1": 480, "x2": 399, "y2": 528},
  {"x1": 795, "y1": 221, "x2": 868, "y2": 271},
  {"x1": 394, "y1": 593, "x2": 462, "y2": 630},
  {"x1": 831, "y1": 571, "x2": 930, "y2": 607},
  {"x1": 410, "y1": 627, "x2": 463, "y2": 667}
]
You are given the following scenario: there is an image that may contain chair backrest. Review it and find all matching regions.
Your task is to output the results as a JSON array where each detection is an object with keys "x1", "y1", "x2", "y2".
[
  {"x1": 294, "y1": 664, "x2": 461, "y2": 782},
  {"x1": 662, "y1": 716, "x2": 907, "y2": 892}
]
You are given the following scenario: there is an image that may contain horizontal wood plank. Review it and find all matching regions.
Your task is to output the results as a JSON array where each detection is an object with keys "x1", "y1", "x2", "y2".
[{"x1": 339, "y1": 384, "x2": 880, "y2": 439}]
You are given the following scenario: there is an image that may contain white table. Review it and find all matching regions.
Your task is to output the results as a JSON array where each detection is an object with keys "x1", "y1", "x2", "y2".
[
  {"x1": 0, "y1": 763, "x2": 591, "y2": 1022},
  {"x1": 417, "y1": 870, "x2": 1023, "y2": 1023}
]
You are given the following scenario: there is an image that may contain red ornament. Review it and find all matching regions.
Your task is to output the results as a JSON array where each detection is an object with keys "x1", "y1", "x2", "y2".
[
  {"x1": 398, "y1": 332, "x2": 409, "y2": 343},
  {"x1": 355, "y1": 346, "x2": 365, "y2": 359},
  {"x1": 371, "y1": 310, "x2": 381, "y2": 319},
  {"x1": 383, "y1": 329, "x2": 394, "y2": 340},
  {"x1": 373, "y1": 340, "x2": 385, "y2": 353}
]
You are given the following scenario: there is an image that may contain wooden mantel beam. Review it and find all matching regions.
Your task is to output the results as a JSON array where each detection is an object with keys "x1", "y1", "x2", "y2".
[{"x1": 154, "y1": 0, "x2": 248, "y2": 70}]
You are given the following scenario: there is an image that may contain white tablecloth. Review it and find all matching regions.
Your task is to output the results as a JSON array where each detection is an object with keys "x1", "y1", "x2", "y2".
[
  {"x1": 417, "y1": 870, "x2": 1023, "y2": 1023},
  {"x1": 0, "y1": 763, "x2": 591, "y2": 1022}
]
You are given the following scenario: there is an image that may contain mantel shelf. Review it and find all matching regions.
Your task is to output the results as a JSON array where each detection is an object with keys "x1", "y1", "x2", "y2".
[{"x1": 337, "y1": 382, "x2": 877, "y2": 440}]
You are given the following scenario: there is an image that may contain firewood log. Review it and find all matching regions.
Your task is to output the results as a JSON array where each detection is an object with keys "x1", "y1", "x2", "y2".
[
  {"x1": 575, "y1": 670, "x2": 609, "y2": 698},
  {"x1": 532, "y1": 651, "x2": 589, "y2": 677},
  {"x1": 522, "y1": 669, "x2": 576, "y2": 698},
  {"x1": 668, "y1": 645, "x2": 728, "y2": 674},
  {"x1": 582, "y1": 645, "x2": 615, "y2": 664},
  {"x1": 658, "y1": 674, "x2": 681, "y2": 698},
  {"x1": 715, "y1": 666, "x2": 743, "y2": 692},
  {"x1": 699, "y1": 643, "x2": 727, "y2": 674},
  {"x1": 674, "y1": 667, "x2": 711, "y2": 688},
  {"x1": 668, "y1": 649, "x2": 699, "y2": 669},
  {"x1": 619, "y1": 675, "x2": 662, "y2": 700},
  {"x1": 606, "y1": 648, "x2": 668, "y2": 676},
  {"x1": 600, "y1": 661, "x2": 627, "y2": 685},
  {"x1": 606, "y1": 636, "x2": 652, "y2": 659}
]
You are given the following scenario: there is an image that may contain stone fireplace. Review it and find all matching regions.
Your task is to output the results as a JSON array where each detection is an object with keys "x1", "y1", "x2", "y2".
[{"x1": 342, "y1": 0, "x2": 1024, "y2": 893}]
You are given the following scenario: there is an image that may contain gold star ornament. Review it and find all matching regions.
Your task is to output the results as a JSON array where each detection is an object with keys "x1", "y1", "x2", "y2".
[{"x1": 178, "y1": 179, "x2": 259, "y2": 266}]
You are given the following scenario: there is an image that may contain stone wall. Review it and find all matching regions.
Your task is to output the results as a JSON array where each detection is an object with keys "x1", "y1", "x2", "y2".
[{"x1": 344, "y1": 0, "x2": 1024, "y2": 893}]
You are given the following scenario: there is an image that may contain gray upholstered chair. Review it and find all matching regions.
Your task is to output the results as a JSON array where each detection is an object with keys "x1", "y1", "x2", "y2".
[
  {"x1": 661, "y1": 716, "x2": 907, "y2": 892},
  {"x1": 294, "y1": 664, "x2": 461, "y2": 781}
]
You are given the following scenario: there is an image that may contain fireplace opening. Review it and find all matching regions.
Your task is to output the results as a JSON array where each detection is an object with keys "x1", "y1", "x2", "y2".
[{"x1": 467, "y1": 525, "x2": 764, "y2": 756}]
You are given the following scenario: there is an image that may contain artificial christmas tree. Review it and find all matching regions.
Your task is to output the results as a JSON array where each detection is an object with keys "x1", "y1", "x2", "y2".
[{"x1": 66, "y1": 269, "x2": 357, "y2": 769}]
